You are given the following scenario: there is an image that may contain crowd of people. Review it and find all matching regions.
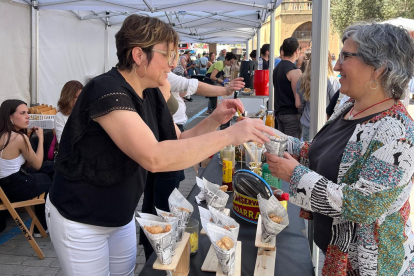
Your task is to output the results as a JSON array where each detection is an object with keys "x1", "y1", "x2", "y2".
[{"x1": 0, "y1": 13, "x2": 414, "y2": 276}]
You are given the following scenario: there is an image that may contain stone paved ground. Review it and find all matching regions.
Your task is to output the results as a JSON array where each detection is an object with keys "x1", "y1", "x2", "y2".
[{"x1": 1, "y1": 95, "x2": 414, "y2": 276}]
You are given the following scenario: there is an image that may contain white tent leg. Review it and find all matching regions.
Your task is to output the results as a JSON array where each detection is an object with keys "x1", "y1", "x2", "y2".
[
  {"x1": 309, "y1": 0, "x2": 330, "y2": 138},
  {"x1": 245, "y1": 40, "x2": 250, "y2": 60},
  {"x1": 268, "y1": 9, "x2": 275, "y2": 111},
  {"x1": 104, "y1": 19, "x2": 110, "y2": 72},
  {"x1": 256, "y1": 27, "x2": 261, "y2": 52},
  {"x1": 30, "y1": 1, "x2": 39, "y2": 105}
]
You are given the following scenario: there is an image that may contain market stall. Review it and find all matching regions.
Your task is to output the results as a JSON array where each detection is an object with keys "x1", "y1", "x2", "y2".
[{"x1": 138, "y1": 155, "x2": 314, "y2": 276}]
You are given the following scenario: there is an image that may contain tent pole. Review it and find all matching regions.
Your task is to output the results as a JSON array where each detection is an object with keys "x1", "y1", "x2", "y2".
[
  {"x1": 30, "y1": 1, "x2": 39, "y2": 105},
  {"x1": 268, "y1": 9, "x2": 275, "y2": 111},
  {"x1": 256, "y1": 27, "x2": 261, "y2": 53},
  {"x1": 309, "y1": 0, "x2": 330, "y2": 273},
  {"x1": 104, "y1": 18, "x2": 110, "y2": 72},
  {"x1": 245, "y1": 40, "x2": 250, "y2": 60}
]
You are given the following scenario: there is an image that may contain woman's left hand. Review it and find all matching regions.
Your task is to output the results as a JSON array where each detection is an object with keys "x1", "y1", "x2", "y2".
[
  {"x1": 265, "y1": 152, "x2": 300, "y2": 182},
  {"x1": 210, "y1": 99, "x2": 244, "y2": 125}
]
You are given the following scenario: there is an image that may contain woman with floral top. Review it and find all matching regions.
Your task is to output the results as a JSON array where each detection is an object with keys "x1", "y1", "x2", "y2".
[{"x1": 266, "y1": 23, "x2": 414, "y2": 275}]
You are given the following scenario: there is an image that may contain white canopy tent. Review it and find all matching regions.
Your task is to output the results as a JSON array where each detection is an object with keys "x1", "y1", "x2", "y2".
[
  {"x1": 3, "y1": 0, "x2": 286, "y2": 106},
  {"x1": 2, "y1": 1, "x2": 332, "y2": 273}
]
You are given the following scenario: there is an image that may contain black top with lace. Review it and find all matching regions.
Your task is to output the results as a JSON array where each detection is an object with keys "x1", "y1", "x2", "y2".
[{"x1": 49, "y1": 68, "x2": 176, "y2": 227}]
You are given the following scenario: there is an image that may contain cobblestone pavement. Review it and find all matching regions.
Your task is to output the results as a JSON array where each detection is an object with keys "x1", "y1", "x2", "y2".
[{"x1": 0, "y1": 95, "x2": 209, "y2": 276}]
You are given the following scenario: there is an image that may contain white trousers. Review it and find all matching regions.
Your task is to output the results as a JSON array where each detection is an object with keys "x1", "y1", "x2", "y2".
[{"x1": 45, "y1": 197, "x2": 136, "y2": 276}]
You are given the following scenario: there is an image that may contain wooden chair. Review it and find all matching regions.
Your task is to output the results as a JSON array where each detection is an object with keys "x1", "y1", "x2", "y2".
[{"x1": 0, "y1": 187, "x2": 47, "y2": 259}]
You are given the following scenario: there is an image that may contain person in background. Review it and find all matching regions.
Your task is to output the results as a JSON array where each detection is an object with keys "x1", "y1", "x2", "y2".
[
  {"x1": 217, "y1": 49, "x2": 226, "y2": 61},
  {"x1": 266, "y1": 22, "x2": 414, "y2": 275},
  {"x1": 296, "y1": 53, "x2": 336, "y2": 141},
  {"x1": 0, "y1": 100, "x2": 54, "y2": 238},
  {"x1": 274, "y1": 45, "x2": 283, "y2": 68},
  {"x1": 273, "y1": 37, "x2": 302, "y2": 139},
  {"x1": 173, "y1": 50, "x2": 190, "y2": 76},
  {"x1": 260, "y1": 43, "x2": 270, "y2": 70},
  {"x1": 249, "y1": 50, "x2": 257, "y2": 61},
  {"x1": 207, "y1": 52, "x2": 216, "y2": 71},
  {"x1": 194, "y1": 53, "x2": 201, "y2": 75},
  {"x1": 55, "y1": 80, "x2": 83, "y2": 143},
  {"x1": 331, "y1": 53, "x2": 337, "y2": 69},
  {"x1": 185, "y1": 54, "x2": 196, "y2": 78},
  {"x1": 199, "y1": 52, "x2": 208, "y2": 75},
  {"x1": 204, "y1": 52, "x2": 238, "y2": 114},
  {"x1": 46, "y1": 14, "x2": 273, "y2": 275}
]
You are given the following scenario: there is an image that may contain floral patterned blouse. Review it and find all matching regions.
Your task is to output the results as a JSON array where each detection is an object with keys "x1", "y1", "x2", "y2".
[{"x1": 287, "y1": 101, "x2": 414, "y2": 276}]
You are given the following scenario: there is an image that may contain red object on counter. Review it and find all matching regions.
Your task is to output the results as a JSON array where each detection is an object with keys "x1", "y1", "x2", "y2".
[
  {"x1": 253, "y1": 70, "x2": 269, "y2": 96},
  {"x1": 273, "y1": 188, "x2": 290, "y2": 201}
]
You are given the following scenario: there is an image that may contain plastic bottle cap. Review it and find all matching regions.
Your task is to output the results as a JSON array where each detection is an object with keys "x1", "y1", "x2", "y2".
[{"x1": 280, "y1": 193, "x2": 289, "y2": 201}]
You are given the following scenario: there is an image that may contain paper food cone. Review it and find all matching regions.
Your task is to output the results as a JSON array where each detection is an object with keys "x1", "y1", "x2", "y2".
[
  {"x1": 257, "y1": 194, "x2": 289, "y2": 243},
  {"x1": 198, "y1": 206, "x2": 213, "y2": 231},
  {"x1": 137, "y1": 212, "x2": 164, "y2": 222},
  {"x1": 263, "y1": 127, "x2": 288, "y2": 157},
  {"x1": 136, "y1": 217, "x2": 174, "y2": 265},
  {"x1": 208, "y1": 206, "x2": 240, "y2": 239},
  {"x1": 168, "y1": 188, "x2": 194, "y2": 242},
  {"x1": 204, "y1": 181, "x2": 229, "y2": 212},
  {"x1": 140, "y1": 210, "x2": 178, "y2": 256},
  {"x1": 205, "y1": 222, "x2": 237, "y2": 276},
  {"x1": 195, "y1": 177, "x2": 206, "y2": 204}
]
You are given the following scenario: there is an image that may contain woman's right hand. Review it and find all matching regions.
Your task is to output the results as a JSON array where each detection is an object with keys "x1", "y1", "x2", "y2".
[
  {"x1": 33, "y1": 127, "x2": 43, "y2": 140},
  {"x1": 225, "y1": 118, "x2": 273, "y2": 145}
]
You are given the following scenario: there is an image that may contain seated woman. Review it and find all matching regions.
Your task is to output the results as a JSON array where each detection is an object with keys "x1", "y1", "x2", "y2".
[
  {"x1": 46, "y1": 14, "x2": 272, "y2": 276},
  {"x1": 0, "y1": 100, "x2": 54, "y2": 237},
  {"x1": 266, "y1": 23, "x2": 414, "y2": 275},
  {"x1": 54, "y1": 80, "x2": 83, "y2": 143}
]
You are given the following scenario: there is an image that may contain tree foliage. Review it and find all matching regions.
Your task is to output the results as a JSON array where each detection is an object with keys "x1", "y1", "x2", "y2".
[{"x1": 331, "y1": 0, "x2": 414, "y2": 35}]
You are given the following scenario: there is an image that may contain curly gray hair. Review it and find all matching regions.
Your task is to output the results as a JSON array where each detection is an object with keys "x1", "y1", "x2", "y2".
[{"x1": 342, "y1": 23, "x2": 414, "y2": 99}]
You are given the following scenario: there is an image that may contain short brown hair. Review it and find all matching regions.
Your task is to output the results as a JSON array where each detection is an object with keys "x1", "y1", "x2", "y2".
[
  {"x1": 115, "y1": 15, "x2": 179, "y2": 71},
  {"x1": 57, "y1": 80, "x2": 83, "y2": 116}
]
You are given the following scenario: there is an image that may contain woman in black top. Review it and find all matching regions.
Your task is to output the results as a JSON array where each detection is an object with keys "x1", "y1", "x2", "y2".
[{"x1": 46, "y1": 15, "x2": 272, "y2": 276}]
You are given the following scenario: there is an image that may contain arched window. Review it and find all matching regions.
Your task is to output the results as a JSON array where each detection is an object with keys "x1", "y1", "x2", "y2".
[{"x1": 292, "y1": 22, "x2": 312, "y2": 40}]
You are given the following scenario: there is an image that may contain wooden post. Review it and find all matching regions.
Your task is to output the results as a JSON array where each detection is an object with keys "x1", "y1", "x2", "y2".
[
  {"x1": 253, "y1": 215, "x2": 276, "y2": 276},
  {"x1": 153, "y1": 232, "x2": 190, "y2": 276}
]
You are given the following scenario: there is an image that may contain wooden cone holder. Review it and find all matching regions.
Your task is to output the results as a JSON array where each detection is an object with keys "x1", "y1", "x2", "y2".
[
  {"x1": 202, "y1": 241, "x2": 242, "y2": 276},
  {"x1": 153, "y1": 232, "x2": 190, "y2": 276},
  {"x1": 200, "y1": 208, "x2": 230, "y2": 235},
  {"x1": 253, "y1": 215, "x2": 276, "y2": 276}
]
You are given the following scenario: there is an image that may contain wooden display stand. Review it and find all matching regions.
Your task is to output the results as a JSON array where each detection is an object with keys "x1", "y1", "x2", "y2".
[
  {"x1": 153, "y1": 232, "x2": 190, "y2": 276},
  {"x1": 253, "y1": 215, "x2": 276, "y2": 276},
  {"x1": 202, "y1": 241, "x2": 242, "y2": 276},
  {"x1": 200, "y1": 208, "x2": 230, "y2": 235}
]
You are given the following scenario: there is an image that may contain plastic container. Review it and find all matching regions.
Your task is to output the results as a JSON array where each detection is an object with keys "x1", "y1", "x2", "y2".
[
  {"x1": 185, "y1": 218, "x2": 199, "y2": 255},
  {"x1": 262, "y1": 163, "x2": 281, "y2": 189},
  {"x1": 258, "y1": 57, "x2": 263, "y2": 70},
  {"x1": 253, "y1": 70, "x2": 269, "y2": 96},
  {"x1": 222, "y1": 145, "x2": 235, "y2": 191}
]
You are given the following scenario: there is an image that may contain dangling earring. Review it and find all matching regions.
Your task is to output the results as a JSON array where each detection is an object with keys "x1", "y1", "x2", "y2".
[
  {"x1": 134, "y1": 63, "x2": 147, "y2": 78},
  {"x1": 10, "y1": 119, "x2": 14, "y2": 125},
  {"x1": 365, "y1": 79, "x2": 379, "y2": 94}
]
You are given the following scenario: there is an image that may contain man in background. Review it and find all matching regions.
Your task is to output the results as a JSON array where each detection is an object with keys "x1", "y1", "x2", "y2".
[
  {"x1": 273, "y1": 37, "x2": 302, "y2": 139},
  {"x1": 249, "y1": 50, "x2": 257, "y2": 61},
  {"x1": 199, "y1": 52, "x2": 209, "y2": 75},
  {"x1": 260, "y1": 44, "x2": 270, "y2": 70},
  {"x1": 216, "y1": 49, "x2": 227, "y2": 61}
]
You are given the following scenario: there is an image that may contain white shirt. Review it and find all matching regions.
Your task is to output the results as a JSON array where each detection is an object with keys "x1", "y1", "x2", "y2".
[
  {"x1": 167, "y1": 73, "x2": 199, "y2": 125},
  {"x1": 54, "y1": 111, "x2": 69, "y2": 143}
]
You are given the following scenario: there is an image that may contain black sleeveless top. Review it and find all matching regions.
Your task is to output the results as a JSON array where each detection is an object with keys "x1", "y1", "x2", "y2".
[
  {"x1": 49, "y1": 68, "x2": 176, "y2": 227},
  {"x1": 273, "y1": 60, "x2": 298, "y2": 115}
]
